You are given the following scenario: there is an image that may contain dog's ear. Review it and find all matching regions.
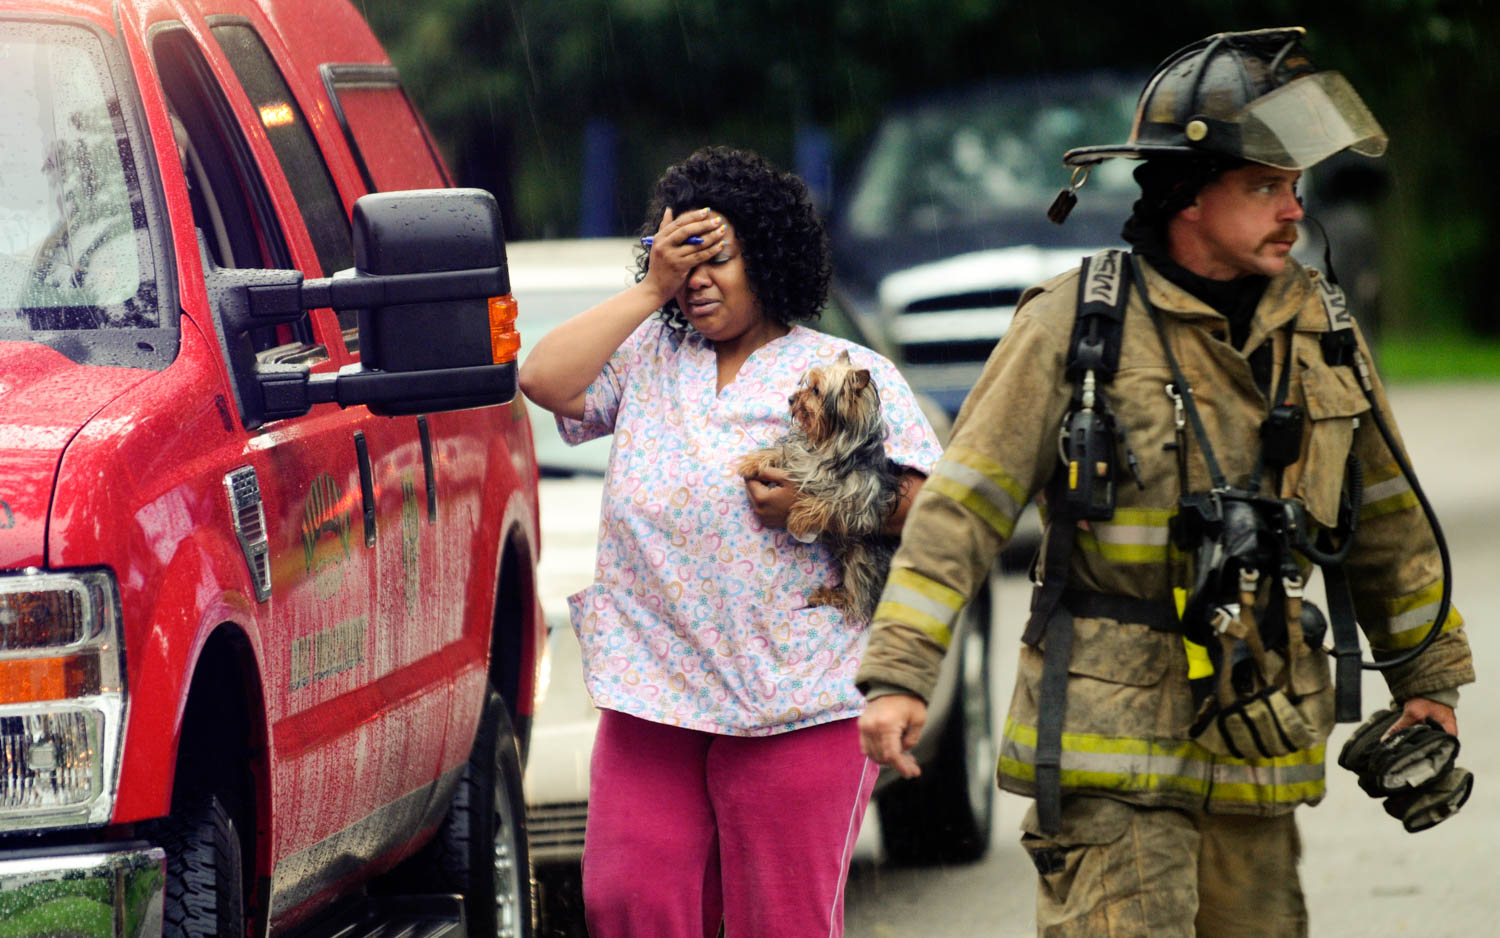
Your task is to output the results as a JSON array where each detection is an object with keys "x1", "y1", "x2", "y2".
[
  {"x1": 849, "y1": 369, "x2": 872, "y2": 393},
  {"x1": 836, "y1": 349, "x2": 852, "y2": 365}
]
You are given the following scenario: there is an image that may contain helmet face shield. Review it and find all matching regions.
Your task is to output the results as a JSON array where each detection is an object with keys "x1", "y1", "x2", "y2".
[{"x1": 1232, "y1": 71, "x2": 1388, "y2": 169}]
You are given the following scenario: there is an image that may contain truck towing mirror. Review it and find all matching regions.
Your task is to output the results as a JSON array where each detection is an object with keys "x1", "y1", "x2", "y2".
[{"x1": 204, "y1": 188, "x2": 519, "y2": 429}]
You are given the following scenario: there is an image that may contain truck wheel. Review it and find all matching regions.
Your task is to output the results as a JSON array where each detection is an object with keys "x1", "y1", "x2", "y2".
[
  {"x1": 877, "y1": 597, "x2": 995, "y2": 865},
  {"x1": 431, "y1": 688, "x2": 535, "y2": 938},
  {"x1": 156, "y1": 793, "x2": 247, "y2": 938}
]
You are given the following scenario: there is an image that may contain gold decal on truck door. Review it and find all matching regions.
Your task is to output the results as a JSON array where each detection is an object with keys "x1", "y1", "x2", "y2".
[
  {"x1": 300, "y1": 473, "x2": 351, "y2": 574},
  {"x1": 289, "y1": 616, "x2": 368, "y2": 690}
]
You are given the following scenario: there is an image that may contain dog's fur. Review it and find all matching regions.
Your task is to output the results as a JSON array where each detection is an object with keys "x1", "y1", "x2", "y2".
[{"x1": 735, "y1": 351, "x2": 904, "y2": 622}]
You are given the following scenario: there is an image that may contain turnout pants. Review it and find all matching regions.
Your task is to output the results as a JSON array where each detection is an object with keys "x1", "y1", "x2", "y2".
[
  {"x1": 1020, "y1": 796, "x2": 1308, "y2": 938},
  {"x1": 583, "y1": 710, "x2": 876, "y2": 938}
]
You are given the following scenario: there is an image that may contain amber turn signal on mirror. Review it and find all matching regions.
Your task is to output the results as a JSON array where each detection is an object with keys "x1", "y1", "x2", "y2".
[{"x1": 489, "y1": 294, "x2": 520, "y2": 364}]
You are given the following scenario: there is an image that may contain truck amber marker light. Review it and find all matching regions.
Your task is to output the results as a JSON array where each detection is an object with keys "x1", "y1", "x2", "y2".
[
  {"x1": 0, "y1": 655, "x2": 101, "y2": 704},
  {"x1": 488, "y1": 294, "x2": 521, "y2": 363},
  {"x1": 259, "y1": 101, "x2": 295, "y2": 127}
]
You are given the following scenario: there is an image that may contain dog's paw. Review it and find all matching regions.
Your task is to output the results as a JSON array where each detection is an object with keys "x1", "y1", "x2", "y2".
[
  {"x1": 734, "y1": 450, "x2": 778, "y2": 479},
  {"x1": 808, "y1": 586, "x2": 856, "y2": 617}
]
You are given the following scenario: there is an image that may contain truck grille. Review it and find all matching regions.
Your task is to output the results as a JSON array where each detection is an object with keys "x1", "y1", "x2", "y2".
[
  {"x1": 904, "y1": 287, "x2": 1023, "y2": 313},
  {"x1": 527, "y1": 800, "x2": 588, "y2": 864}
]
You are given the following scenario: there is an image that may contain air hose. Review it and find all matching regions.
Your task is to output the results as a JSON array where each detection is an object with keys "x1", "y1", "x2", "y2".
[
  {"x1": 1349, "y1": 350, "x2": 1453, "y2": 672},
  {"x1": 1304, "y1": 215, "x2": 1451, "y2": 671}
]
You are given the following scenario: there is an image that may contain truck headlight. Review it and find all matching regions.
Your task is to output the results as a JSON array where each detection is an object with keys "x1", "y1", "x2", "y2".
[{"x1": 0, "y1": 570, "x2": 126, "y2": 832}]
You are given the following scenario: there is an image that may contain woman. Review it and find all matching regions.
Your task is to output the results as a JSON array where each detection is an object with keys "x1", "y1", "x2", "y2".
[{"x1": 519, "y1": 146, "x2": 940, "y2": 937}]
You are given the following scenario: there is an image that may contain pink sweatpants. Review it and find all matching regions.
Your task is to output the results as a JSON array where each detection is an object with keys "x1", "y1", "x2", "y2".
[{"x1": 582, "y1": 710, "x2": 877, "y2": 938}]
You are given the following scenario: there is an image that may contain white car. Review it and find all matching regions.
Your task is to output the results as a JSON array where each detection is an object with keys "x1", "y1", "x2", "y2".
[{"x1": 513, "y1": 238, "x2": 1001, "y2": 869}]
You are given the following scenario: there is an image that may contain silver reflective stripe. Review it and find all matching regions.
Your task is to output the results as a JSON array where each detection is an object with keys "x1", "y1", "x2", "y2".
[
  {"x1": 1075, "y1": 509, "x2": 1175, "y2": 563},
  {"x1": 1362, "y1": 472, "x2": 1411, "y2": 505},
  {"x1": 878, "y1": 581, "x2": 962, "y2": 630},
  {"x1": 1001, "y1": 720, "x2": 1327, "y2": 806},
  {"x1": 1386, "y1": 600, "x2": 1446, "y2": 640},
  {"x1": 931, "y1": 458, "x2": 1023, "y2": 520}
]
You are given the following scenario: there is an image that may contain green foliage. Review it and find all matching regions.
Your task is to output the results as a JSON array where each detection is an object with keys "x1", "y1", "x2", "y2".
[
  {"x1": 1374, "y1": 334, "x2": 1500, "y2": 383},
  {"x1": 359, "y1": 0, "x2": 1499, "y2": 335},
  {"x1": 0, "y1": 884, "x2": 112, "y2": 938}
]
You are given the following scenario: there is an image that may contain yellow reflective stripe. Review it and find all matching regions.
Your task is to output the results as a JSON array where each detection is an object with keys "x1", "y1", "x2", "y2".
[
  {"x1": 1184, "y1": 638, "x2": 1214, "y2": 679},
  {"x1": 998, "y1": 755, "x2": 1215, "y2": 797},
  {"x1": 872, "y1": 602, "x2": 951, "y2": 647},
  {"x1": 945, "y1": 446, "x2": 1029, "y2": 504},
  {"x1": 1359, "y1": 489, "x2": 1418, "y2": 521},
  {"x1": 1358, "y1": 462, "x2": 1416, "y2": 520},
  {"x1": 884, "y1": 567, "x2": 968, "y2": 611},
  {"x1": 1208, "y1": 745, "x2": 1327, "y2": 803},
  {"x1": 1073, "y1": 509, "x2": 1173, "y2": 564},
  {"x1": 1368, "y1": 582, "x2": 1465, "y2": 651},
  {"x1": 873, "y1": 569, "x2": 967, "y2": 648},
  {"x1": 925, "y1": 450, "x2": 1027, "y2": 539},
  {"x1": 1204, "y1": 778, "x2": 1326, "y2": 804},
  {"x1": 925, "y1": 475, "x2": 1016, "y2": 539},
  {"x1": 1000, "y1": 718, "x2": 1325, "y2": 805},
  {"x1": 1361, "y1": 470, "x2": 1411, "y2": 505}
]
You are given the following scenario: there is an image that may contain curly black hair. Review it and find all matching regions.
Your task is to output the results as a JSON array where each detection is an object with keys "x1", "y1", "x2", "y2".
[{"x1": 635, "y1": 146, "x2": 832, "y2": 333}]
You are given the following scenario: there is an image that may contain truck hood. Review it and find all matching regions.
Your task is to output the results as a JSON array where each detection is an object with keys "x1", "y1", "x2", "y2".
[{"x1": 0, "y1": 342, "x2": 150, "y2": 568}]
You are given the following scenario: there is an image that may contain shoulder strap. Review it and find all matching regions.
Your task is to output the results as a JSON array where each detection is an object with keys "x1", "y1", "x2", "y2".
[
  {"x1": 1314, "y1": 273, "x2": 1360, "y2": 367},
  {"x1": 1310, "y1": 272, "x2": 1364, "y2": 721},
  {"x1": 1030, "y1": 249, "x2": 1133, "y2": 642},
  {"x1": 1066, "y1": 249, "x2": 1131, "y2": 385},
  {"x1": 1024, "y1": 250, "x2": 1130, "y2": 835}
]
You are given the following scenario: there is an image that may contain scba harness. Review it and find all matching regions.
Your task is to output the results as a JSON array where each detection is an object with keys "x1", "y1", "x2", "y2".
[{"x1": 1023, "y1": 249, "x2": 1459, "y2": 835}]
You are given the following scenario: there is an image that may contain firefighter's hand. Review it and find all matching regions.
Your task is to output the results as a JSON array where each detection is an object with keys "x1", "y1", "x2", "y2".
[
  {"x1": 860, "y1": 694, "x2": 926, "y2": 779},
  {"x1": 1390, "y1": 696, "x2": 1457, "y2": 737}
]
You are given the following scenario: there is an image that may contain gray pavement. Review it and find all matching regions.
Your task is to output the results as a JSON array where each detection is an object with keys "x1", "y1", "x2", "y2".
[{"x1": 846, "y1": 382, "x2": 1500, "y2": 937}]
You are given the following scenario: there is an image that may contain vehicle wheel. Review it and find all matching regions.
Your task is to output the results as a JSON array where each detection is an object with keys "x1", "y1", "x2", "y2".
[
  {"x1": 876, "y1": 591, "x2": 995, "y2": 865},
  {"x1": 429, "y1": 688, "x2": 535, "y2": 938},
  {"x1": 156, "y1": 793, "x2": 247, "y2": 938}
]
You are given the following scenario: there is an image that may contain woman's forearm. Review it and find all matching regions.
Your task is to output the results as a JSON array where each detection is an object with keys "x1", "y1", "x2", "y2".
[
  {"x1": 882, "y1": 470, "x2": 927, "y2": 536},
  {"x1": 517, "y1": 282, "x2": 664, "y2": 419}
]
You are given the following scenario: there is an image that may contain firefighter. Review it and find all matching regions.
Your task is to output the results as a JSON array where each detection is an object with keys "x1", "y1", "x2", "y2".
[{"x1": 856, "y1": 27, "x2": 1475, "y2": 937}]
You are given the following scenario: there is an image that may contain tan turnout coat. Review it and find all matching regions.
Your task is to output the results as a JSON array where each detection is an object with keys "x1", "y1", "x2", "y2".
[{"x1": 857, "y1": 256, "x2": 1474, "y2": 816}]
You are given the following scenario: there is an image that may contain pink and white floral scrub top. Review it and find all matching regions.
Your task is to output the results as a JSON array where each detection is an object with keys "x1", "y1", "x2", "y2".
[{"x1": 561, "y1": 320, "x2": 942, "y2": 736}]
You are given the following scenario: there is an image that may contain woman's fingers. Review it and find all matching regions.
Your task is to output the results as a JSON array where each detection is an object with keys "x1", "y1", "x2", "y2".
[
  {"x1": 642, "y1": 208, "x2": 729, "y2": 302},
  {"x1": 652, "y1": 208, "x2": 726, "y2": 251}
]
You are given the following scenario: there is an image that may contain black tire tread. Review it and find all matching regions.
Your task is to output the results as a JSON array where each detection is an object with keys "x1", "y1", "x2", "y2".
[
  {"x1": 155, "y1": 794, "x2": 245, "y2": 938},
  {"x1": 422, "y1": 689, "x2": 535, "y2": 938}
]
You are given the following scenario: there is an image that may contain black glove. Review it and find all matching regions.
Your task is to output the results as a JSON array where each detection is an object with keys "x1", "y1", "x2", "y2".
[
  {"x1": 1339, "y1": 707, "x2": 1470, "y2": 832},
  {"x1": 1383, "y1": 765, "x2": 1474, "y2": 833}
]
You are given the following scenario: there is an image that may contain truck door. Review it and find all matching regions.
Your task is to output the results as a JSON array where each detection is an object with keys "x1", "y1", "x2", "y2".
[{"x1": 144, "y1": 20, "x2": 442, "y2": 921}]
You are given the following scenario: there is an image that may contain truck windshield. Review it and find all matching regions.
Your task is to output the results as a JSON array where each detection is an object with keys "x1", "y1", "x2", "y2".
[
  {"x1": 0, "y1": 21, "x2": 170, "y2": 369},
  {"x1": 844, "y1": 76, "x2": 1141, "y2": 238}
]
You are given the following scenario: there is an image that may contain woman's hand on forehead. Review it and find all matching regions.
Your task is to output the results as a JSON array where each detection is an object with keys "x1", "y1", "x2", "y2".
[{"x1": 642, "y1": 207, "x2": 728, "y2": 302}]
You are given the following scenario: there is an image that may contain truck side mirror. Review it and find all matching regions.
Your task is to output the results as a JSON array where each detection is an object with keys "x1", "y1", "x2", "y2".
[{"x1": 205, "y1": 188, "x2": 521, "y2": 429}]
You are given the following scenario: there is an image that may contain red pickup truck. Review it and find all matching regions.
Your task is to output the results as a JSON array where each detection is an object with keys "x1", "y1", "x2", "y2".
[{"x1": 0, "y1": 1, "x2": 543, "y2": 936}]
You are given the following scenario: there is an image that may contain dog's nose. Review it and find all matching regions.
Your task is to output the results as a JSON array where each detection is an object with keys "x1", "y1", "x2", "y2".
[{"x1": 788, "y1": 393, "x2": 797, "y2": 406}]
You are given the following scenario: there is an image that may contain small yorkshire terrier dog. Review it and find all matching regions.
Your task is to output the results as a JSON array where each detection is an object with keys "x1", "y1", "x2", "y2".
[{"x1": 735, "y1": 350, "x2": 904, "y2": 623}]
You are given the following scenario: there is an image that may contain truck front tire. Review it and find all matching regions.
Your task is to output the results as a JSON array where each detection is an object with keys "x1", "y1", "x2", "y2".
[
  {"x1": 431, "y1": 688, "x2": 535, "y2": 938},
  {"x1": 157, "y1": 793, "x2": 247, "y2": 938}
]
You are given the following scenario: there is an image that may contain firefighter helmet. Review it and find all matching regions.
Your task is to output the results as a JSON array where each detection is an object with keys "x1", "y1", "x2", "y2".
[{"x1": 1064, "y1": 27, "x2": 1387, "y2": 171}]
